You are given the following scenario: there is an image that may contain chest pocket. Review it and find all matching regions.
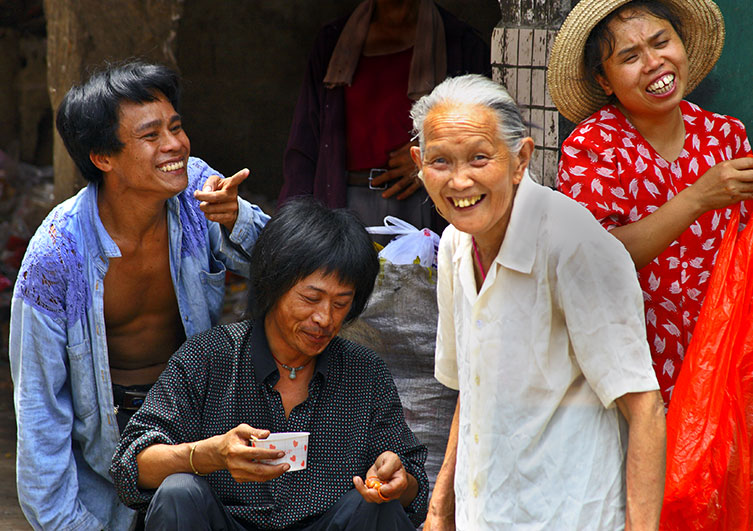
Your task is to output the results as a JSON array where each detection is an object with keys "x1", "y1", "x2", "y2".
[
  {"x1": 199, "y1": 253, "x2": 227, "y2": 324},
  {"x1": 66, "y1": 339, "x2": 98, "y2": 419}
]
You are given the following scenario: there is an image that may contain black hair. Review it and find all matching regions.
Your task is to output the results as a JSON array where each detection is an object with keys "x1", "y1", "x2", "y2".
[
  {"x1": 584, "y1": 1, "x2": 684, "y2": 80},
  {"x1": 248, "y1": 197, "x2": 380, "y2": 324},
  {"x1": 55, "y1": 60, "x2": 181, "y2": 183}
]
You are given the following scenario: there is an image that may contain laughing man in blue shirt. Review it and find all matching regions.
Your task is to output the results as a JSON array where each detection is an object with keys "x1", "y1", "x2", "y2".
[{"x1": 9, "y1": 61, "x2": 269, "y2": 530}]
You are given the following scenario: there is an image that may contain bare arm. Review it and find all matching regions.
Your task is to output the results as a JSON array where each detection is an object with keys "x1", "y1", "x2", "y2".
[
  {"x1": 424, "y1": 396, "x2": 459, "y2": 531},
  {"x1": 615, "y1": 390, "x2": 666, "y2": 531},
  {"x1": 612, "y1": 157, "x2": 753, "y2": 269},
  {"x1": 136, "y1": 424, "x2": 288, "y2": 489}
]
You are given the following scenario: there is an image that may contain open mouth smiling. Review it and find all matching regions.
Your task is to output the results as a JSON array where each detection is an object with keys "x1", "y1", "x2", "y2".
[
  {"x1": 646, "y1": 73, "x2": 675, "y2": 96},
  {"x1": 452, "y1": 194, "x2": 484, "y2": 208},
  {"x1": 157, "y1": 159, "x2": 185, "y2": 172}
]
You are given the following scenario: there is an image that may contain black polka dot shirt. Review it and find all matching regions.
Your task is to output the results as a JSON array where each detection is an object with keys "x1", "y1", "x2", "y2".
[{"x1": 110, "y1": 319, "x2": 429, "y2": 528}]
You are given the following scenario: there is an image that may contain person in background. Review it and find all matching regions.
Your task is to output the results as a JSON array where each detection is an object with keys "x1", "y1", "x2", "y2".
[
  {"x1": 10, "y1": 61, "x2": 269, "y2": 530},
  {"x1": 549, "y1": 0, "x2": 753, "y2": 407},
  {"x1": 410, "y1": 74, "x2": 665, "y2": 529},
  {"x1": 111, "y1": 198, "x2": 428, "y2": 530},
  {"x1": 280, "y1": 0, "x2": 489, "y2": 233}
]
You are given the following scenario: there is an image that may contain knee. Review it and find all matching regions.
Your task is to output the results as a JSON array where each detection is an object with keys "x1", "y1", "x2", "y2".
[
  {"x1": 152, "y1": 473, "x2": 210, "y2": 506},
  {"x1": 146, "y1": 473, "x2": 213, "y2": 527}
]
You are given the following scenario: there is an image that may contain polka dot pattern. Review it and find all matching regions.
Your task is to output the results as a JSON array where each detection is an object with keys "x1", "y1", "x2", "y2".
[{"x1": 111, "y1": 319, "x2": 429, "y2": 528}]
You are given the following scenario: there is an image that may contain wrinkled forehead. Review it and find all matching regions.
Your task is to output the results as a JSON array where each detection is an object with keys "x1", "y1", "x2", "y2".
[{"x1": 424, "y1": 103, "x2": 500, "y2": 141}]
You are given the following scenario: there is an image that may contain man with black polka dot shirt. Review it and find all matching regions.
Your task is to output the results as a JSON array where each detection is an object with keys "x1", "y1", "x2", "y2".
[{"x1": 111, "y1": 198, "x2": 428, "y2": 530}]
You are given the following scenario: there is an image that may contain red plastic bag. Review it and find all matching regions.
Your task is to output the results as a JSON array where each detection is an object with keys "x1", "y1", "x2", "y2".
[{"x1": 661, "y1": 207, "x2": 753, "y2": 530}]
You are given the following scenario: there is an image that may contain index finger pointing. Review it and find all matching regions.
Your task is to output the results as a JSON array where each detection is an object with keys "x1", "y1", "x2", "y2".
[{"x1": 221, "y1": 168, "x2": 250, "y2": 188}]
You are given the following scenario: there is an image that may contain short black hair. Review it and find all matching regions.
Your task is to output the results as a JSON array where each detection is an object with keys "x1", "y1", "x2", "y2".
[
  {"x1": 584, "y1": 1, "x2": 684, "y2": 81},
  {"x1": 248, "y1": 197, "x2": 379, "y2": 324},
  {"x1": 55, "y1": 60, "x2": 181, "y2": 183}
]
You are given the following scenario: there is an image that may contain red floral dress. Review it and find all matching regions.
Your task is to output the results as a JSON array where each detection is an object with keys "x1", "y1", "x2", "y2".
[{"x1": 557, "y1": 101, "x2": 752, "y2": 406}]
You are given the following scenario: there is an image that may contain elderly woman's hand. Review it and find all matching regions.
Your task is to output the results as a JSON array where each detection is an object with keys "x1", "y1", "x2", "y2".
[
  {"x1": 370, "y1": 141, "x2": 422, "y2": 200},
  {"x1": 193, "y1": 168, "x2": 250, "y2": 232}
]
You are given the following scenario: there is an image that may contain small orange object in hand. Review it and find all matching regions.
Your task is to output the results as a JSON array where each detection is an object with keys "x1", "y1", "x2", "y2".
[{"x1": 366, "y1": 476, "x2": 390, "y2": 501}]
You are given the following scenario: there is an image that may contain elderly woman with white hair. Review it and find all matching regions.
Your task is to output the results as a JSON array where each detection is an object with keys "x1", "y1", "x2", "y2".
[{"x1": 409, "y1": 74, "x2": 665, "y2": 529}]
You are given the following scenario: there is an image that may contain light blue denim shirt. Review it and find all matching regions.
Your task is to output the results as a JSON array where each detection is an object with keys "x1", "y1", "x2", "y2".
[{"x1": 9, "y1": 157, "x2": 269, "y2": 530}]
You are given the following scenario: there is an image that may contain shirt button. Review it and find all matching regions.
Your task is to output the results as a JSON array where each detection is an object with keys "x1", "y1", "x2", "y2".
[
  {"x1": 96, "y1": 325, "x2": 101, "y2": 335},
  {"x1": 475, "y1": 375, "x2": 480, "y2": 386},
  {"x1": 473, "y1": 481, "x2": 479, "y2": 498},
  {"x1": 184, "y1": 316, "x2": 189, "y2": 321},
  {"x1": 95, "y1": 281, "x2": 100, "y2": 291},
  {"x1": 476, "y1": 319, "x2": 483, "y2": 329},
  {"x1": 474, "y1": 433, "x2": 479, "y2": 444}
]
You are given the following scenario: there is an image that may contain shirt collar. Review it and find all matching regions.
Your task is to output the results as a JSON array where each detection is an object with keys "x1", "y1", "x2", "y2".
[
  {"x1": 250, "y1": 318, "x2": 331, "y2": 385},
  {"x1": 83, "y1": 182, "x2": 121, "y2": 260},
  {"x1": 496, "y1": 171, "x2": 540, "y2": 275},
  {"x1": 450, "y1": 170, "x2": 540, "y2": 276}
]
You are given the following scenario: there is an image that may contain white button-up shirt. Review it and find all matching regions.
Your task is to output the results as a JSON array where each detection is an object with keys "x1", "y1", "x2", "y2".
[{"x1": 435, "y1": 175, "x2": 659, "y2": 530}]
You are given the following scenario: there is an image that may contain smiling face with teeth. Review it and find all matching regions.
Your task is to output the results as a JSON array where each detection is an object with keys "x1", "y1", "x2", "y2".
[
  {"x1": 410, "y1": 103, "x2": 533, "y2": 248},
  {"x1": 595, "y1": 8, "x2": 688, "y2": 124},
  {"x1": 90, "y1": 92, "x2": 191, "y2": 201}
]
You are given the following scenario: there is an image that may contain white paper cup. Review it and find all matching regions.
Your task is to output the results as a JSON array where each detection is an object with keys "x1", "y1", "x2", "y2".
[{"x1": 252, "y1": 432, "x2": 310, "y2": 471}]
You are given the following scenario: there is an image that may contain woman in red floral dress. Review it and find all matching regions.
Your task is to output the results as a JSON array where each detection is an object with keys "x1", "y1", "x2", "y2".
[{"x1": 548, "y1": 0, "x2": 753, "y2": 407}]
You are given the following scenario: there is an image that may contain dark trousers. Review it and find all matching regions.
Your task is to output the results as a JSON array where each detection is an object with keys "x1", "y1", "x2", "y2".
[{"x1": 145, "y1": 473, "x2": 416, "y2": 531}]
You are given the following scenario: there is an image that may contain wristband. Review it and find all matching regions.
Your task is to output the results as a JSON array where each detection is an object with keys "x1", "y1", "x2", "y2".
[{"x1": 189, "y1": 442, "x2": 207, "y2": 476}]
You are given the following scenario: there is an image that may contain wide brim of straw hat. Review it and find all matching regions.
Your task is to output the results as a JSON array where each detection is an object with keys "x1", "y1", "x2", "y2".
[{"x1": 547, "y1": 0, "x2": 725, "y2": 124}]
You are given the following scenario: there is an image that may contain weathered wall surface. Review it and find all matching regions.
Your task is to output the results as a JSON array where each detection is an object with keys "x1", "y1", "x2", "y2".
[
  {"x1": 493, "y1": 0, "x2": 573, "y2": 186},
  {"x1": 0, "y1": 3, "x2": 51, "y2": 169}
]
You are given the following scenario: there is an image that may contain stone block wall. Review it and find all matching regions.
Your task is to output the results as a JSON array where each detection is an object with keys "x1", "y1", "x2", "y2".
[{"x1": 491, "y1": 0, "x2": 572, "y2": 188}]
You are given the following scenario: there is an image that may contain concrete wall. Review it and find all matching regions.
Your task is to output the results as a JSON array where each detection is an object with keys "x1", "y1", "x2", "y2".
[{"x1": 493, "y1": 0, "x2": 572, "y2": 187}]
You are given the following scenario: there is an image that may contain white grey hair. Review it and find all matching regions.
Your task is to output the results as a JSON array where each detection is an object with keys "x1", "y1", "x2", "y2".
[{"x1": 410, "y1": 74, "x2": 528, "y2": 157}]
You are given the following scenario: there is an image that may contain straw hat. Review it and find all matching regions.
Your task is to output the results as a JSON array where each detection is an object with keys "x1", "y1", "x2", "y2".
[{"x1": 547, "y1": 0, "x2": 725, "y2": 124}]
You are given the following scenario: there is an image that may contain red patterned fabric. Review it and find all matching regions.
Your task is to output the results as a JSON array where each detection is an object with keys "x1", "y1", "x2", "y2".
[{"x1": 558, "y1": 101, "x2": 752, "y2": 406}]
